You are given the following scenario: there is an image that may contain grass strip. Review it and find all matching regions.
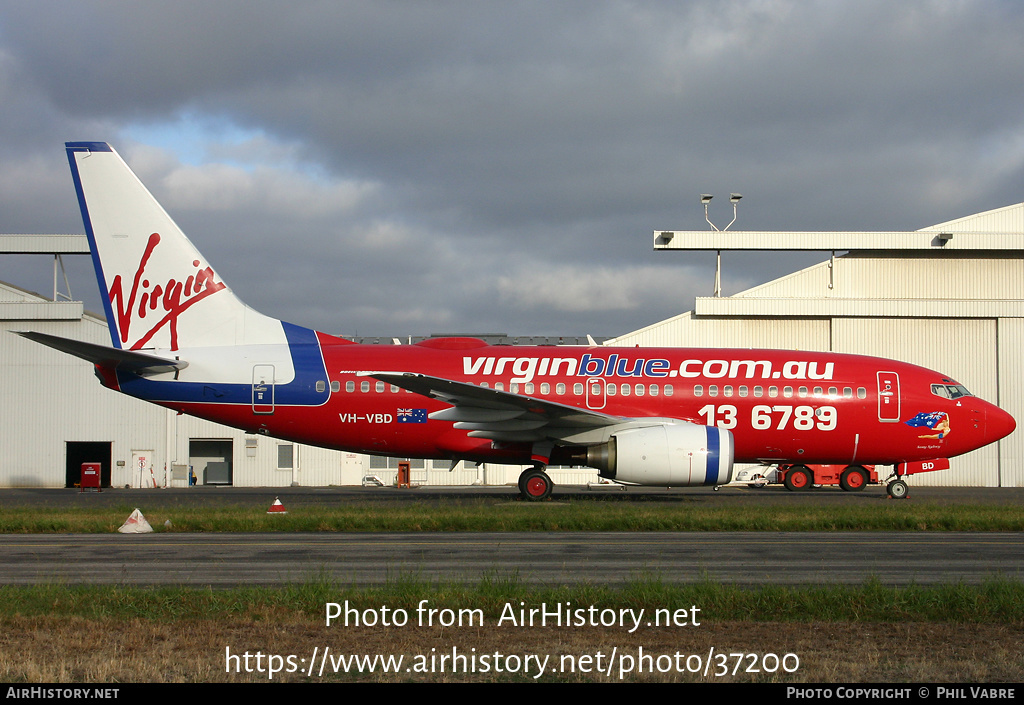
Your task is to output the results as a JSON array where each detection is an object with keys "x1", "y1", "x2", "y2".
[
  {"x1": 1, "y1": 500, "x2": 1024, "y2": 532},
  {"x1": 1, "y1": 576, "x2": 1022, "y2": 624}
]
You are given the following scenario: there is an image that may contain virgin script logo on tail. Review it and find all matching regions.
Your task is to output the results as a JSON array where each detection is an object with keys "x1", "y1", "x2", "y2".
[{"x1": 108, "y1": 232, "x2": 226, "y2": 350}]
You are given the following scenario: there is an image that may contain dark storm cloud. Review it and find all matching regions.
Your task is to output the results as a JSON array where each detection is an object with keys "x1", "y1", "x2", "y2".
[{"x1": 1, "y1": 1, "x2": 1023, "y2": 336}]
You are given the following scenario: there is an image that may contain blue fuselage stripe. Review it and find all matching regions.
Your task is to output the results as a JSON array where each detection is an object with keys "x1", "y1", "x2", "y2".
[{"x1": 116, "y1": 322, "x2": 330, "y2": 407}]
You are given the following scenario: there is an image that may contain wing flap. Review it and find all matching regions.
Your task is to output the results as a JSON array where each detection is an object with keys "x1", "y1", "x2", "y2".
[{"x1": 363, "y1": 371, "x2": 620, "y2": 442}]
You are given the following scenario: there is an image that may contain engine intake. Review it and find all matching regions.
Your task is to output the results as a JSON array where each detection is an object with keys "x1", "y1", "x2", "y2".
[{"x1": 580, "y1": 423, "x2": 734, "y2": 487}]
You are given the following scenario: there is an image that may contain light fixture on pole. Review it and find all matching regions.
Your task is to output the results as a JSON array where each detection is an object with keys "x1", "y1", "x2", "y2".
[
  {"x1": 701, "y1": 194, "x2": 717, "y2": 231},
  {"x1": 702, "y1": 193, "x2": 742, "y2": 297}
]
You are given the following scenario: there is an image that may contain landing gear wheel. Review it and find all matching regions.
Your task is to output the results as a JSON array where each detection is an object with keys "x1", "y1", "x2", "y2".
[
  {"x1": 519, "y1": 468, "x2": 553, "y2": 501},
  {"x1": 887, "y1": 479, "x2": 909, "y2": 499},
  {"x1": 840, "y1": 466, "x2": 868, "y2": 492},
  {"x1": 783, "y1": 465, "x2": 813, "y2": 492}
]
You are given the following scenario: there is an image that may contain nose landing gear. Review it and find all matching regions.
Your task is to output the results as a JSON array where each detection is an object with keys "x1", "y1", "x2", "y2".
[{"x1": 886, "y1": 478, "x2": 909, "y2": 499}]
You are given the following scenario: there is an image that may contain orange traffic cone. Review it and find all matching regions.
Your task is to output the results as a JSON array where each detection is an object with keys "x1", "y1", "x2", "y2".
[{"x1": 267, "y1": 497, "x2": 288, "y2": 514}]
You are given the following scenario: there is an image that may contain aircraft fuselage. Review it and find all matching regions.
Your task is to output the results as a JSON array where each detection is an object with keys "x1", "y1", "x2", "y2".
[{"x1": 100, "y1": 329, "x2": 1012, "y2": 470}]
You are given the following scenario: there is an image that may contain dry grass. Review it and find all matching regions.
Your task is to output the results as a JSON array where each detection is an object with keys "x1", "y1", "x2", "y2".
[{"x1": 1, "y1": 615, "x2": 1021, "y2": 683}]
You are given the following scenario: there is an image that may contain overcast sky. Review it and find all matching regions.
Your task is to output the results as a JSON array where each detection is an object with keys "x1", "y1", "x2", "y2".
[{"x1": 1, "y1": 1, "x2": 1022, "y2": 338}]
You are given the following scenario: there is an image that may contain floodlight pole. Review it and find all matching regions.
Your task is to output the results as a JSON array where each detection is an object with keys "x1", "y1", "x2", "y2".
[{"x1": 704, "y1": 194, "x2": 741, "y2": 297}]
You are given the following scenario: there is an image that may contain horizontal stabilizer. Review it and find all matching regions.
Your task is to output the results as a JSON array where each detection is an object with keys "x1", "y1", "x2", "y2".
[{"x1": 15, "y1": 331, "x2": 188, "y2": 376}]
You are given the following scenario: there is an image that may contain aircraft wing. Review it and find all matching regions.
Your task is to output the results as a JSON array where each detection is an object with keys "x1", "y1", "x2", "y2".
[
  {"x1": 15, "y1": 331, "x2": 188, "y2": 377},
  {"x1": 363, "y1": 371, "x2": 620, "y2": 442}
]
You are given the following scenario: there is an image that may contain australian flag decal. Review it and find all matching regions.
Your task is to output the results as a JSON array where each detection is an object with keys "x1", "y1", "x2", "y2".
[
  {"x1": 397, "y1": 408, "x2": 428, "y2": 423},
  {"x1": 904, "y1": 411, "x2": 946, "y2": 429}
]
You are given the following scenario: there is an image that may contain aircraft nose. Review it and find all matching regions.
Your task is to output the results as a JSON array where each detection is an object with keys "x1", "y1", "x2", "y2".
[{"x1": 985, "y1": 405, "x2": 1016, "y2": 444}]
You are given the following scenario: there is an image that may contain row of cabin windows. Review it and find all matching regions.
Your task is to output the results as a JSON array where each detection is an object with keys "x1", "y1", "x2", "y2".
[
  {"x1": 325, "y1": 379, "x2": 867, "y2": 400},
  {"x1": 330, "y1": 379, "x2": 676, "y2": 396},
  {"x1": 367, "y1": 456, "x2": 584, "y2": 470},
  {"x1": 694, "y1": 384, "x2": 868, "y2": 400}
]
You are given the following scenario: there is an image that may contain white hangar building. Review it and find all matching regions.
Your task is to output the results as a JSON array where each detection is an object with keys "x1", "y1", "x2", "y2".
[
  {"x1": 605, "y1": 201, "x2": 1024, "y2": 487},
  {"x1": 2, "y1": 199, "x2": 1022, "y2": 489}
]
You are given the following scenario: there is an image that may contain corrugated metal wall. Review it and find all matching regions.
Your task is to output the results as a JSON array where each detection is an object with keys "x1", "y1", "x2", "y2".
[
  {"x1": 1, "y1": 311, "x2": 168, "y2": 487},
  {"x1": 736, "y1": 254, "x2": 1024, "y2": 301},
  {"x1": 928, "y1": 201, "x2": 1024, "y2": 233},
  {"x1": 607, "y1": 312, "x2": 832, "y2": 351},
  {"x1": 997, "y1": 318, "x2": 1024, "y2": 487}
]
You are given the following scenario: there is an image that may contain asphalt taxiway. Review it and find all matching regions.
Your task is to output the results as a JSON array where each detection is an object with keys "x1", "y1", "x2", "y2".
[{"x1": 1, "y1": 485, "x2": 1021, "y2": 586}]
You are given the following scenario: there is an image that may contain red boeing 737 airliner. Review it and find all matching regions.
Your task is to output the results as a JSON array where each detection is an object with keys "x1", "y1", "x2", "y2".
[{"x1": 18, "y1": 143, "x2": 1016, "y2": 499}]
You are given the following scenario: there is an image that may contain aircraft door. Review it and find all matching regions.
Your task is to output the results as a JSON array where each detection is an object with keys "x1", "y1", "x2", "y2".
[
  {"x1": 586, "y1": 378, "x2": 607, "y2": 410},
  {"x1": 252, "y1": 364, "x2": 276, "y2": 414},
  {"x1": 876, "y1": 371, "x2": 901, "y2": 423}
]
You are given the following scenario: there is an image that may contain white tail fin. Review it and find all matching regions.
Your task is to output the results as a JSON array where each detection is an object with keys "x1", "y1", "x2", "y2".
[{"x1": 66, "y1": 142, "x2": 284, "y2": 351}]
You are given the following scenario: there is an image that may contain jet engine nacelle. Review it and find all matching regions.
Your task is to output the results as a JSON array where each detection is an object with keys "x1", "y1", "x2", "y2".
[{"x1": 583, "y1": 423, "x2": 734, "y2": 487}]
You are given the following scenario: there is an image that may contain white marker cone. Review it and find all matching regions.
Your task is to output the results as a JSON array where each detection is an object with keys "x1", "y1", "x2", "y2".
[{"x1": 117, "y1": 508, "x2": 154, "y2": 533}]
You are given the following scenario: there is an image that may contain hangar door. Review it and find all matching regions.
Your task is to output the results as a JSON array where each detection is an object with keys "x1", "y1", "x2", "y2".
[
  {"x1": 65, "y1": 441, "x2": 111, "y2": 488},
  {"x1": 189, "y1": 439, "x2": 233, "y2": 486}
]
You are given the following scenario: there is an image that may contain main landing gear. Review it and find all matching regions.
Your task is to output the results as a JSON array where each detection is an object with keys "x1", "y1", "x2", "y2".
[{"x1": 518, "y1": 465, "x2": 553, "y2": 501}]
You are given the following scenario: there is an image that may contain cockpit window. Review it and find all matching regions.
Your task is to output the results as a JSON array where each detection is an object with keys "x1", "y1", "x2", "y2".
[{"x1": 931, "y1": 383, "x2": 972, "y2": 399}]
